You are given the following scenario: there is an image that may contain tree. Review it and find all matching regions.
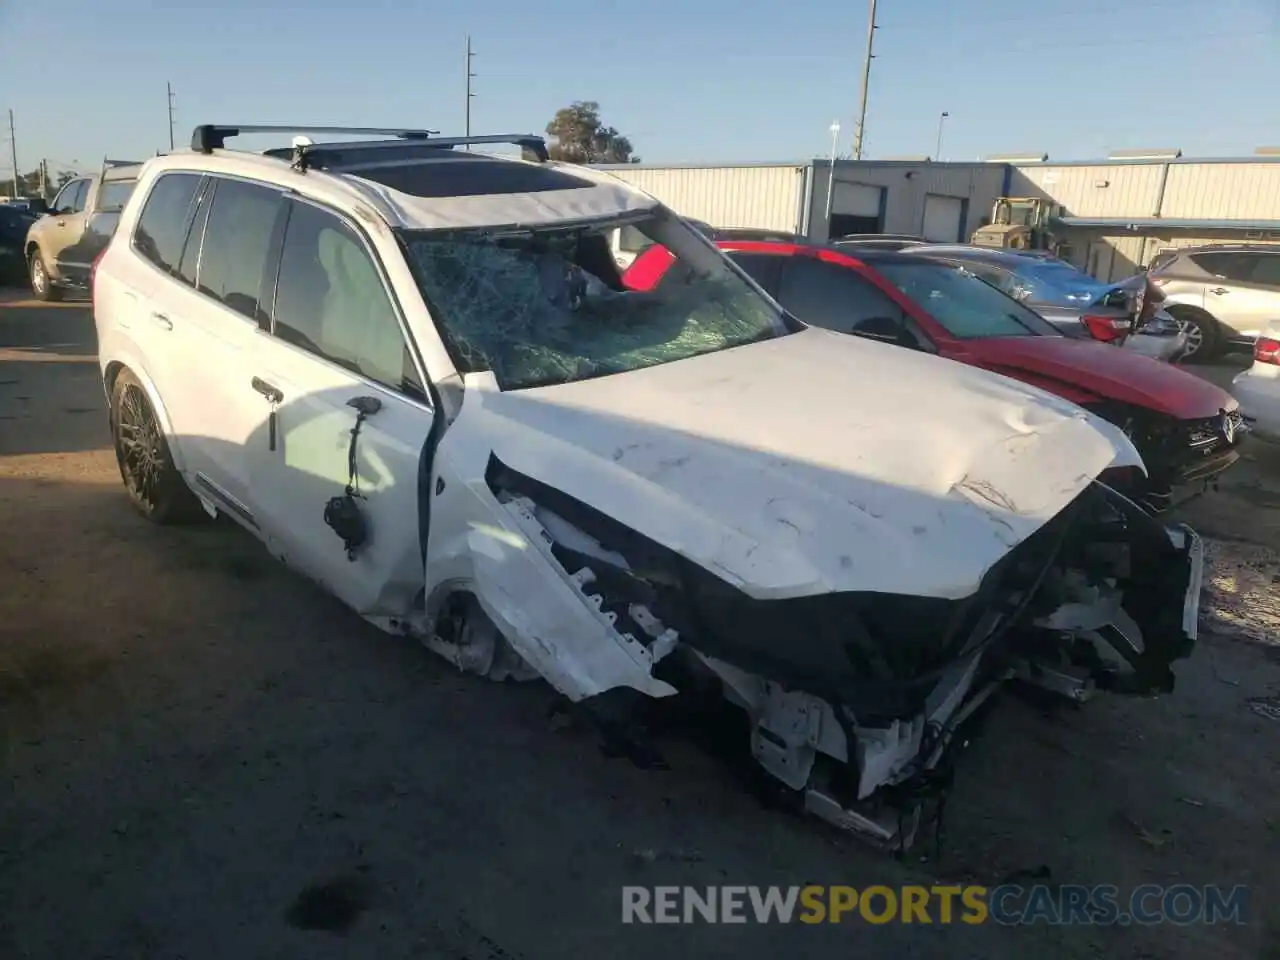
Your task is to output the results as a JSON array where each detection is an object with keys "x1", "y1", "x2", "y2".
[
  {"x1": 545, "y1": 101, "x2": 639, "y2": 165},
  {"x1": 6, "y1": 167, "x2": 77, "y2": 199}
]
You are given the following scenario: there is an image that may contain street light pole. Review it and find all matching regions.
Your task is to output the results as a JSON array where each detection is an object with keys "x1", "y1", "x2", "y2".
[
  {"x1": 935, "y1": 111, "x2": 950, "y2": 161},
  {"x1": 824, "y1": 121, "x2": 841, "y2": 237}
]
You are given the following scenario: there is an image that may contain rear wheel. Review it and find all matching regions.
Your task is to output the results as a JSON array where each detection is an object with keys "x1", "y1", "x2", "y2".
[
  {"x1": 109, "y1": 368, "x2": 203, "y2": 524},
  {"x1": 1165, "y1": 306, "x2": 1218, "y2": 363},
  {"x1": 28, "y1": 249, "x2": 63, "y2": 302}
]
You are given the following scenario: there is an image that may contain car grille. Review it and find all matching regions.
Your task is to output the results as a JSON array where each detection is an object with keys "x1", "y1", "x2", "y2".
[{"x1": 1186, "y1": 410, "x2": 1246, "y2": 451}]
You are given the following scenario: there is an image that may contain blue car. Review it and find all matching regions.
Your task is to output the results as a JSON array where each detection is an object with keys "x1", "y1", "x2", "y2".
[{"x1": 903, "y1": 245, "x2": 1188, "y2": 362}]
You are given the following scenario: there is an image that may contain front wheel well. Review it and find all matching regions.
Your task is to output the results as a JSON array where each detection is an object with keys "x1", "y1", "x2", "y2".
[{"x1": 103, "y1": 360, "x2": 126, "y2": 393}]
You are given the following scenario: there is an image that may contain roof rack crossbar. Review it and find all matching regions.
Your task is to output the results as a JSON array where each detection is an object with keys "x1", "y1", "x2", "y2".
[
  {"x1": 191, "y1": 125, "x2": 549, "y2": 163},
  {"x1": 191, "y1": 124, "x2": 442, "y2": 152}
]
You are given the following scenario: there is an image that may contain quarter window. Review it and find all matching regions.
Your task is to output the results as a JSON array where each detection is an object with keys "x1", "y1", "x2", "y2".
[
  {"x1": 272, "y1": 200, "x2": 425, "y2": 399},
  {"x1": 132, "y1": 173, "x2": 202, "y2": 275},
  {"x1": 196, "y1": 178, "x2": 282, "y2": 321},
  {"x1": 1245, "y1": 254, "x2": 1280, "y2": 288}
]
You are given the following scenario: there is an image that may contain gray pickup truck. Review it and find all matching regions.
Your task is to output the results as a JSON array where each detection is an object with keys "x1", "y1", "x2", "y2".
[{"x1": 25, "y1": 160, "x2": 140, "y2": 301}]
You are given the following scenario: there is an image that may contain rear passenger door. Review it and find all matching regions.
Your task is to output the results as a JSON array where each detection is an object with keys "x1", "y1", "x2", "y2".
[
  {"x1": 1200, "y1": 251, "x2": 1280, "y2": 339},
  {"x1": 247, "y1": 196, "x2": 437, "y2": 620},
  {"x1": 144, "y1": 174, "x2": 285, "y2": 524}
]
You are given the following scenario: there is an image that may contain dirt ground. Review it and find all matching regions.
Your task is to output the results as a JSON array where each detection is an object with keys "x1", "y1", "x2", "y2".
[{"x1": 1, "y1": 294, "x2": 1277, "y2": 960}]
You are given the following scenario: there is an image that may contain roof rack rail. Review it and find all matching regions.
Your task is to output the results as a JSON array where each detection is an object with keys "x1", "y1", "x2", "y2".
[
  {"x1": 190, "y1": 125, "x2": 550, "y2": 165},
  {"x1": 98, "y1": 156, "x2": 142, "y2": 182}
]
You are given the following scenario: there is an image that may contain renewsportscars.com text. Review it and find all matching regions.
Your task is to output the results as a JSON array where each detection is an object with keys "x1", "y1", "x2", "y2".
[{"x1": 621, "y1": 884, "x2": 1250, "y2": 926}]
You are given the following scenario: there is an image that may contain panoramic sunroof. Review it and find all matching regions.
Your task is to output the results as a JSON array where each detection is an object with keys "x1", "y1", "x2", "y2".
[{"x1": 350, "y1": 157, "x2": 594, "y2": 198}]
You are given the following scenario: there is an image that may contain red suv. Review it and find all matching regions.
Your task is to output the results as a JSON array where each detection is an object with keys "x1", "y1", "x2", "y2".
[{"x1": 625, "y1": 240, "x2": 1245, "y2": 510}]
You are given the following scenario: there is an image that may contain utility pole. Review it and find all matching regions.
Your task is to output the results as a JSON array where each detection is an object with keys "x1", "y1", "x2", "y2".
[
  {"x1": 464, "y1": 35, "x2": 476, "y2": 148},
  {"x1": 7, "y1": 109, "x2": 18, "y2": 198},
  {"x1": 167, "y1": 82, "x2": 176, "y2": 150},
  {"x1": 39, "y1": 159, "x2": 47, "y2": 199},
  {"x1": 852, "y1": 0, "x2": 878, "y2": 161},
  {"x1": 934, "y1": 111, "x2": 950, "y2": 161}
]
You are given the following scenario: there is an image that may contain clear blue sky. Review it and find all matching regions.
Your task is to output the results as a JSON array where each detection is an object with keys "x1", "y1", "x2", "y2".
[{"x1": 1, "y1": 0, "x2": 1277, "y2": 178}]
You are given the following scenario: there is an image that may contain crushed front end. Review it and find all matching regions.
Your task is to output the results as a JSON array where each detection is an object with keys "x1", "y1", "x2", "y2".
[
  {"x1": 1090, "y1": 402, "x2": 1246, "y2": 512},
  {"x1": 481, "y1": 458, "x2": 1202, "y2": 851}
]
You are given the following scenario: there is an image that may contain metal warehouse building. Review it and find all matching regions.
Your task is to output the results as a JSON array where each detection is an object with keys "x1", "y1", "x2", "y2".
[
  {"x1": 1008, "y1": 154, "x2": 1280, "y2": 281},
  {"x1": 594, "y1": 151, "x2": 1280, "y2": 284},
  {"x1": 593, "y1": 159, "x2": 1008, "y2": 246}
]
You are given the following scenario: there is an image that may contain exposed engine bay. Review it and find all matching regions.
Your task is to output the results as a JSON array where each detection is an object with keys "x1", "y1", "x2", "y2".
[{"x1": 422, "y1": 454, "x2": 1201, "y2": 852}]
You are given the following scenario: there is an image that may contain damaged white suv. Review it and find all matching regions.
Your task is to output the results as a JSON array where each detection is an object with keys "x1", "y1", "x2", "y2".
[{"x1": 93, "y1": 125, "x2": 1204, "y2": 849}]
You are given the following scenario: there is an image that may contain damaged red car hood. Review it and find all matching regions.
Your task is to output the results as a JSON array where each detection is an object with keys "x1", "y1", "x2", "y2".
[
  {"x1": 963, "y1": 335, "x2": 1236, "y2": 418},
  {"x1": 462, "y1": 328, "x2": 1142, "y2": 601}
]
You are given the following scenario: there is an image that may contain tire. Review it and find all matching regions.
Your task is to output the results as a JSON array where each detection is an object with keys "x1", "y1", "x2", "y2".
[
  {"x1": 109, "y1": 368, "x2": 204, "y2": 524},
  {"x1": 28, "y1": 249, "x2": 63, "y2": 302},
  {"x1": 1165, "y1": 305, "x2": 1218, "y2": 364}
]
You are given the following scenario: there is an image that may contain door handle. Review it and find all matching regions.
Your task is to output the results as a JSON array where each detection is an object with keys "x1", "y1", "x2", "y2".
[
  {"x1": 251, "y1": 377, "x2": 284, "y2": 404},
  {"x1": 1209, "y1": 287, "x2": 1230, "y2": 295},
  {"x1": 56, "y1": 219, "x2": 66, "y2": 226},
  {"x1": 151, "y1": 312, "x2": 173, "y2": 330},
  {"x1": 252, "y1": 378, "x2": 285, "y2": 451}
]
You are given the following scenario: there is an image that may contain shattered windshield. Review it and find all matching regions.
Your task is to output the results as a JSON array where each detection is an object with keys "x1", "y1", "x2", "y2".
[
  {"x1": 876, "y1": 260, "x2": 1060, "y2": 339},
  {"x1": 399, "y1": 211, "x2": 788, "y2": 390}
]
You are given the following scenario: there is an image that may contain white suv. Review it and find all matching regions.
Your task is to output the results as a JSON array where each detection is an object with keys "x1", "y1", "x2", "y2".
[{"x1": 93, "y1": 124, "x2": 1204, "y2": 850}]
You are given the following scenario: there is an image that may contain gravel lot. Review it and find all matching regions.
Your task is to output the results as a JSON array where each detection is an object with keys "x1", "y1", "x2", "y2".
[{"x1": 1, "y1": 294, "x2": 1277, "y2": 959}]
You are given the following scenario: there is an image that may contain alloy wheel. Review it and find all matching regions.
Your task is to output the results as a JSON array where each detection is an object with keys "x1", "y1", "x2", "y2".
[
  {"x1": 1174, "y1": 316, "x2": 1204, "y2": 361},
  {"x1": 115, "y1": 384, "x2": 165, "y2": 509},
  {"x1": 30, "y1": 257, "x2": 46, "y2": 296}
]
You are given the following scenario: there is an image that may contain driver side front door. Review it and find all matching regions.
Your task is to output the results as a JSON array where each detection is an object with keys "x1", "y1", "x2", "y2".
[{"x1": 247, "y1": 196, "x2": 437, "y2": 621}]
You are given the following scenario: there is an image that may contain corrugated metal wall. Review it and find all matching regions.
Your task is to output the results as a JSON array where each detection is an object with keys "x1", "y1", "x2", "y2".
[
  {"x1": 592, "y1": 165, "x2": 807, "y2": 232},
  {"x1": 1161, "y1": 164, "x2": 1280, "y2": 219},
  {"x1": 1011, "y1": 164, "x2": 1165, "y2": 217},
  {"x1": 808, "y1": 162, "x2": 1007, "y2": 240},
  {"x1": 1009, "y1": 159, "x2": 1280, "y2": 278}
]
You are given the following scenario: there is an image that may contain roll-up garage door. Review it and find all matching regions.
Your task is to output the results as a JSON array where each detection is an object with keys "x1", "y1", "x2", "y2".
[
  {"x1": 833, "y1": 181, "x2": 883, "y2": 217},
  {"x1": 922, "y1": 194, "x2": 965, "y2": 242},
  {"x1": 830, "y1": 181, "x2": 884, "y2": 237}
]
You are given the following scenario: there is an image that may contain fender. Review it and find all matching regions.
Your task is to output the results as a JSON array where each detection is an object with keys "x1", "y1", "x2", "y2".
[{"x1": 98, "y1": 329, "x2": 188, "y2": 473}]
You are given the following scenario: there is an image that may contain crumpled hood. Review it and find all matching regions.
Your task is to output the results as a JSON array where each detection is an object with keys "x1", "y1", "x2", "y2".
[
  {"x1": 973, "y1": 335, "x2": 1236, "y2": 419},
  {"x1": 468, "y1": 329, "x2": 1142, "y2": 601}
]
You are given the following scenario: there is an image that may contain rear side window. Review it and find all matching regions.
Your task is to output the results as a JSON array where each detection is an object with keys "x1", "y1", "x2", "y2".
[
  {"x1": 777, "y1": 257, "x2": 907, "y2": 337},
  {"x1": 96, "y1": 181, "x2": 136, "y2": 214},
  {"x1": 726, "y1": 251, "x2": 784, "y2": 296},
  {"x1": 1190, "y1": 251, "x2": 1251, "y2": 282},
  {"x1": 196, "y1": 178, "x2": 283, "y2": 321},
  {"x1": 133, "y1": 173, "x2": 202, "y2": 274}
]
